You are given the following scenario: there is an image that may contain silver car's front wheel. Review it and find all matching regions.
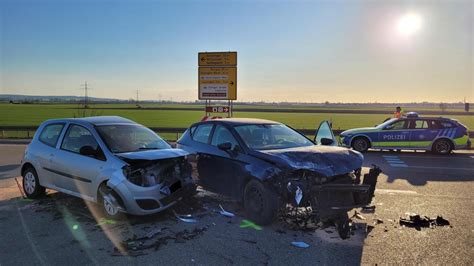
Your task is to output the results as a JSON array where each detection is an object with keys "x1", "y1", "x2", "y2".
[
  {"x1": 22, "y1": 167, "x2": 45, "y2": 198},
  {"x1": 103, "y1": 196, "x2": 119, "y2": 216},
  {"x1": 98, "y1": 185, "x2": 124, "y2": 219}
]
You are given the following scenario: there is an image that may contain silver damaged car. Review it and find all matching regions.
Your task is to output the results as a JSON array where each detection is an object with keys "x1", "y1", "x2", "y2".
[{"x1": 20, "y1": 116, "x2": 195, "y2": 217}]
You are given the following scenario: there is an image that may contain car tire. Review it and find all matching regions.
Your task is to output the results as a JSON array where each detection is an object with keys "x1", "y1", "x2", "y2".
[
  {"x1": 351, "y1": 137, "x2": 369, "y2": 153},
  {"x1": 22, "y1": 166, "x2": 46, "y2": 198},
  {"x1": 98, "y1": 185, "x2": 125, "y2": 219},
  {"x1": 432, "y1": 139, "x2": 452, "y2": 155},
  {"x1": 243, "y1": 179, "x2": 279, "y2": 225},
  {"x1": 334, "y1": 213, "x2": 351, "y2": 239}
]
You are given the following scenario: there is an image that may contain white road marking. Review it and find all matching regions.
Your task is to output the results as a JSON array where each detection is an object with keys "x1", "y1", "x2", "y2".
[
  {"x1": 470, "y1": 156, "x2": 474, "y2": 159},
  {"x1": 382, "y1": 155, "x2": 410, "y2": 168},
  {"x1": 376, "y1": 189, "x2": 418, "y2": 195},
  {"x1": 390, "y1": 164, "x2": 408, "y2": 167},
  {"x1": 386, "y1": 159, "x2": 404, "y2": 163}
]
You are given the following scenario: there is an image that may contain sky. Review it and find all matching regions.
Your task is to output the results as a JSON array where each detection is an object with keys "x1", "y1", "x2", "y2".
[{"x1": 0, "y1": 0, "x2": 472, "y2": 103}]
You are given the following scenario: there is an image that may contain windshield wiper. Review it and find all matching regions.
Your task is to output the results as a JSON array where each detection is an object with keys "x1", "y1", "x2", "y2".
[{"x1": 138, "y1": 147, "x2": 159, "y2": 150}]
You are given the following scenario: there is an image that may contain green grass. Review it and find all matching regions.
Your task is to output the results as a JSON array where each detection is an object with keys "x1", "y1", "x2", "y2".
[{"x1": 1, "y1": 104, "x2": 472, "y2": 132}]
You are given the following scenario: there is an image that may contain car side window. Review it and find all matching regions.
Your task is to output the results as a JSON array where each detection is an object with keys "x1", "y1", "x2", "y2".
[
  {"x1": 427, "y1": 120, "x2": 440, "y2": 129},
  {"x1": 211, "y1": 125, "x2": 239, "y2": 149},
  {"x1": 61, "y1": 125, "x2": 100, "y2": 155},
  {"x1": 38, "y1": 123, "x2": 65, "y2": 147},
  {"x1": 440, "y1": 121, "x2": 454, "y2": 128},
  {"x1": 192, "y1": 124, "x2": 213, "y2": 144},
  {"x1": 411, "y1": 120, "x2": 428, "y2": 129},
  {"x1": 386, "y1": 120, "x2": 407, "y2": 130}
]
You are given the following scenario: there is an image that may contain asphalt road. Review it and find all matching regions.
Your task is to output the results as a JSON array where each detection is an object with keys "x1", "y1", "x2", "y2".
[{"x1": 0, "y1": 144, "x2": 473, "y2": 265}]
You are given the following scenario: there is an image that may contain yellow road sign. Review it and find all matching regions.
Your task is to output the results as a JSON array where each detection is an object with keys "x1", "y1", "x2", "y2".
[
  {"x1": 199, "y1": 67, "x2": 237, "y2": 100},
  {"x1": 199, "y1": 52, "x2": 237, "y2": 66}
]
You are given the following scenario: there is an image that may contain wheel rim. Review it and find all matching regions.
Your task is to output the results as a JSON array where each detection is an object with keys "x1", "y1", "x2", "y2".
[
  {"x1": 247, "y1": 187, "x2": 264, "y2": 214},
  {"x1": 435, "y1": 141, "x2": 450, "y2": 154},
  {"x1": 354, "y1": 139, "x2": 367, "y2": 151},
  {"x1": 24, "y1": 172, "x2": 36, "y2": 194},
  {"x1": 103, "y1": 197, "x2": 118, "y2": 216}
]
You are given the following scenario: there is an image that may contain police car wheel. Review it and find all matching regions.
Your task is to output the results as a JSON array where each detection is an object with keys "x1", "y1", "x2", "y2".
[
  {"x1": 352, "y1": 138, "x2": 369, "y2": 152},
  {"x1": 433, "y1": 139, "x2": 452, "y2": 155}
]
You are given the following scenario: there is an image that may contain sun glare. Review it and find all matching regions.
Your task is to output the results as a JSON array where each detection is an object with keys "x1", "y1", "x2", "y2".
[{"x1": 396, "y1": 13, "x2": 422, "y2": 37}]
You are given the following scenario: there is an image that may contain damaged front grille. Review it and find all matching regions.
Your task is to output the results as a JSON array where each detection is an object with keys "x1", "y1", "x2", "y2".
[{"x1": 122, "y1": 157, "x2": 192, "y2": 193}]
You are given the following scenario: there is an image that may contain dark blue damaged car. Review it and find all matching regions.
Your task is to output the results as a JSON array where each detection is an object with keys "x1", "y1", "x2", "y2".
[{"x1": 177, "y1": 118, "x2": 381, "y2": 238}]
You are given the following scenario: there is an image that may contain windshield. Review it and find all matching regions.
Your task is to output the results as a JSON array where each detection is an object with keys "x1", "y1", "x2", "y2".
[
  {"x1": 234, "y1": 124, "x2": 313, "y2": 150},
  {"x1": 96, "y1": 124, "x2": 171, "y2": 153},
  {"x1": 376, "y1": 118, "x2": 398, "y2": 129}
]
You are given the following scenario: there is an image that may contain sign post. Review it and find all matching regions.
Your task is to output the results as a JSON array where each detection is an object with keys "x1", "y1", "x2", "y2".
[{"x1": 198, "y1": 52, "x2": 237, "y2": 118}]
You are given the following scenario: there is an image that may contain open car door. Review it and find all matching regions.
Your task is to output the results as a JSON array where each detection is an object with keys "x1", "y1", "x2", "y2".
[{"x1": 314, "y1": 120, "x2": 338, "y2": 146}]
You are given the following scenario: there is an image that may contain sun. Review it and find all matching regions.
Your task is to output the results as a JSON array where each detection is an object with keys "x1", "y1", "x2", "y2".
[{"x1": 396, "y1": 13, "x2": 422, "y2": 37}]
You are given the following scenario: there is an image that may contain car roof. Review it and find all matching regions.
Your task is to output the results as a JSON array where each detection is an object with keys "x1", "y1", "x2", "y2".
[
  {"x1": 43, "y1": 116, "x2": 137, "y2": 126},
  {"x1": 397, "y1": 116, "x2": 454, "y2": 121},
  {"x1": 201, "y1": 118, "x2": 280, "y2": 126}
]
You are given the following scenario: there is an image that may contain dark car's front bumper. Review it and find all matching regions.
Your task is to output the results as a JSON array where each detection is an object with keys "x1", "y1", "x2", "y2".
[{"x1": 286, "y1": 166, "x2": 381, "y2": 219}]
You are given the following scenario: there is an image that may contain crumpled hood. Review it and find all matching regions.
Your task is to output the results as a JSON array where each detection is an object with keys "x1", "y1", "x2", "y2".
[
  {"x1": 116, "y1": 148, "x2": 189, "y2": 162},
  {"x1": 341, "y1": 127, "x2": 377, "y2": 136},
  {"x1": 254, "y1": 145, "x2": 364, "y2": 177}
]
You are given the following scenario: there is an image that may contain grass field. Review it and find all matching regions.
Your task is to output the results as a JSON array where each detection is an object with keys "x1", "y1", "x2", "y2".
[{"x1": 0, "y1": 104, "x2": 472, "y2": 140}]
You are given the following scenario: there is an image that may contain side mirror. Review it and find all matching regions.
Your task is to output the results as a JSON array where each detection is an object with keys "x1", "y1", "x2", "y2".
[
  {"x1": 79, "y1": 145, "x2": 97, "y2": 157},
  {"x1": 217, "y1": 142, "x2": 232, "y2": 151},
  {"x1": 320, "y1": 138, "x2": 334, "y2": 146}
]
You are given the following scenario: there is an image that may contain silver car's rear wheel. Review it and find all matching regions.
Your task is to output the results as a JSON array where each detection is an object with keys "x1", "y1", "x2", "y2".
[
  {"x1": 22, "y1": 167, "x2": 45, "y2": 198},
  {"x1": 24, "y1": 172, "x2": 36, "y2": 194}
]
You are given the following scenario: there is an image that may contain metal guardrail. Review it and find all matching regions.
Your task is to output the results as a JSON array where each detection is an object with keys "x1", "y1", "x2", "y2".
[{"x1": 1, "y1": 126, "x2": 473, "y2": 139}]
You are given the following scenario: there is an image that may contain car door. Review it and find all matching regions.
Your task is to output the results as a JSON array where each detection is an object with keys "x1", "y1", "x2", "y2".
[
  {"x1": 35, "y1": 123, "x2": 66, "y2": 188},
  {"x1": 205, "y1": 124, "x2": 248, "y2": 198},
  {"x1": 314, "y1": 120, "x2": 338, "y2": 146},
  {"x1": 53, "y1": 124, "x2": 107, "y2": 199},
  {"x1": 189, "y1": 123, "x2": 215, "y2": 187},
  {"x1": 408, "y1": 119, "x2": 432, "y2": 148},
  {"x1": 376, "y1": 119, "x2": 410, "y2": 148}
]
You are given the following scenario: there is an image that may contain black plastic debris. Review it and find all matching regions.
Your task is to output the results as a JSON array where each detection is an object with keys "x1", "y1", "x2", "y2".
[
  {"x1": 115, "y1": 226, "x2": 208, "y2": 257},
  {"x1": 399, "y1": 215, "x2": 450, "y2": 230},
  {"x1": 361, "y1": 205, "x2": 376, "y2": 213}
]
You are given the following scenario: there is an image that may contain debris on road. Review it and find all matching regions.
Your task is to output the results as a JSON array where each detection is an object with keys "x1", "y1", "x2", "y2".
[
  {"x1": 291, "y1": 241, "x2": 310, "y2": 248},
  {"x1": 361, "y1": 205, "x2": 376, "y2": 213},
  {"x1": 352, "y1": 211, "x2": 366, "y2": 220},
  {"x1": 374, "y1": 218, "x2": 384, "y2": 225},
  {"x1": 116, "y1": 226, "x2": 208, "y2": 257},
  {"x1": 399, "y1": 214, "x2": 450, "y2": 230},
  {"x1": 145, "y1": 228, "x2": 162, "y2": 239},
  {"x1": 240, "y1": 219, "x2": 262, "y2": 231},
  {"x1": 219, "y1": 205, "x2": 235, "y2": 217},
  {"x1": 295, "y1": 186, "x2": 303, "y2": 205},
  {"x1": 174, "y1": 211, "x2": 197, "y2": 223},
  {"x1": 95, "y1": 218, "x2": 117, "y2": 226}
]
